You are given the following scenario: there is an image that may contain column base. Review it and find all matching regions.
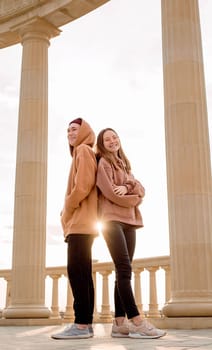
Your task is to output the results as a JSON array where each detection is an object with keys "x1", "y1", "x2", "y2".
[
  {"x1": 149, "y1": 316, "x2": 212, "y2": 329},
  {"x1": 3, "y1": 305, "x2": 51, "y2": 319},
  {"x1": 0, "y1": 317, "x2": 62, "y2": 326},
  {"x1": 163, "y1": 301, "x2": 212, "y2": 317}
]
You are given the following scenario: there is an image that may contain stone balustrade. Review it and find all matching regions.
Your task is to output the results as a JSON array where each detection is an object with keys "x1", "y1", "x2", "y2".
[{"x1": 0, "y1": 256, "x2": 170, "y2": 322}]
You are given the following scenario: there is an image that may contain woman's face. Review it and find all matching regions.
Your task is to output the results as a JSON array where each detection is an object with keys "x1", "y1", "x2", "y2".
[
  {"x1": 103, "y1": 129, "x2": 120, "y2": 154},
  {"x1": 67, "y1": 123, "x2": 80, "y2": 146}
]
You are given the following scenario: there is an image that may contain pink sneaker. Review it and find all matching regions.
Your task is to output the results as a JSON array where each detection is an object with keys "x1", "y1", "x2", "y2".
[
  {"x1": 111, "y1": 319, "x2": 129, "y2": 338},
  {"x1": 129, "y1": 319, "x2": 166, "y2": 339}
]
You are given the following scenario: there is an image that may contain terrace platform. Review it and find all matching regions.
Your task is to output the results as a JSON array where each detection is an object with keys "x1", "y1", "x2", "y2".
[{"x1": 1, "y1": 323, "x2": 212, "y2": 350}]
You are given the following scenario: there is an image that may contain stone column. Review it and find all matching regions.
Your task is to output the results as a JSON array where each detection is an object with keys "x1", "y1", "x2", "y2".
[
  {"x1": 3, "y1": 18, "x2": 60, "y2": 319},
  {"x1": 161, "y1": 0, "x2": 212, "y2": 316}
]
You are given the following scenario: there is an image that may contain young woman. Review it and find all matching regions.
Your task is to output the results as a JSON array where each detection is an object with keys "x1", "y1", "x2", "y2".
[
  {"x1": 52, "y1": 118, "x2": 98, "y2": 339},
  {"x1": 96, "y1": 128, "x2": 166, "y2": 339}
]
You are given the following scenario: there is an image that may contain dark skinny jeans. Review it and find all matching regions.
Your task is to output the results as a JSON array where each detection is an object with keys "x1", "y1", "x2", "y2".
[
  {"x1": 67, "y1": 234, "x2": 95, "y2": 325},
  {"x1": 102, "y1": 221, "x2": 140, "y2": 319}
]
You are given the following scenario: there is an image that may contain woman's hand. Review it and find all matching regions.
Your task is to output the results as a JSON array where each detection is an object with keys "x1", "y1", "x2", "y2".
[{"x1": 113, "y1": 185, "x2": 128, "y2": 196}]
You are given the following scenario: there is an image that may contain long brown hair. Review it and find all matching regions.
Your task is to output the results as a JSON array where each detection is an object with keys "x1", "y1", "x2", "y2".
[{"x1": 96, "y1": 128, "x2": 131, "y2": 173}]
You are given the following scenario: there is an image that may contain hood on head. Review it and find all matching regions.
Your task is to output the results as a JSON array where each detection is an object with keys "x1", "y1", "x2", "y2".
[{"x1": 69, "y1": 119, "x2": 95, "y2": 155}]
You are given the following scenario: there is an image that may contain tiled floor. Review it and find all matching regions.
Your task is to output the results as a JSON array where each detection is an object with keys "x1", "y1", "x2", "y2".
[{"x1": 1, "y1": 323, "x2": 212, "y2": 350}]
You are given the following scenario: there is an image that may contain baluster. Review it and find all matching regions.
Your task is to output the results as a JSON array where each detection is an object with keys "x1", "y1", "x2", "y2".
[
  {"x1": 4, "y1": 276, "x2": 11, "y2": 308},
  {"x1": 92, "y1": 270, "x2": 99, "y2": 322},
  {"x1": 49, "y1": 274, "x2": 60, "y2": 318},
  {"x1": 63, "y1": 280, "x2": 74, "y2": 322},
  {"x1": 99, "y1": 271, "x2": 113, "y2": 322},
  {"x1": 147, "y1": 267, "x2": 160, "y2": 318},
  {"x1": 133, "y1": 268, "x2": 145, "y2": 316},
  {"x1": 163, "y1": 265, "x2": 171, "y2": 303}
]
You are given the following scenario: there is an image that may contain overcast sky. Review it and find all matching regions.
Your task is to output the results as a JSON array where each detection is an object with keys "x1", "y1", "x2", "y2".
[{"x1": 0, "y1": 0, "x2": 211, "y2": 270}]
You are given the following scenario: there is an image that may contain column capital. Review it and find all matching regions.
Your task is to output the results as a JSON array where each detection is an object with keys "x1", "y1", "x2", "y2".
[{"x1": 13, "y1": 17, "x2": 61, "y2": 44}]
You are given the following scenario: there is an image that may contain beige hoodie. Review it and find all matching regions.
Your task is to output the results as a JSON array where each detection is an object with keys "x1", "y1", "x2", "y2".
[{"x1": 61, "y1": 119, "x2": 98, "y2": 240}]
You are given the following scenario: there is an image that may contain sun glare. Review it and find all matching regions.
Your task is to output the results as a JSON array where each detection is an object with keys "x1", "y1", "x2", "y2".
[{"x1": 96, "y1": 221, "x2": 103, "y2": 234}]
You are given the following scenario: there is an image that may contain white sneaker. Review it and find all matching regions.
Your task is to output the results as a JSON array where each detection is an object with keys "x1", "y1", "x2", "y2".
[
  {"x1": 129, "y1": 319, "x2": 166, "y2": 339},
  {"x1": 51, "y1": 323, "x2": 90, "y2": 339}
]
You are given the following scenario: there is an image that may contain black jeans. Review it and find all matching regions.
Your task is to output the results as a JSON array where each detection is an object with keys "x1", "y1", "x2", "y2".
[
  {"x1": 102, "y1": 221, "x2": 140, "y2": 319},
  {"x1": 67, "y1": 234, "x2": 95, "y2": 324}
]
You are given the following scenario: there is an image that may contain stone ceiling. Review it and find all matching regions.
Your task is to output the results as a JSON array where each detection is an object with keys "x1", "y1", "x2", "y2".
[{"x1": 0, "y1": 0, "x2": 109, "y2": 48}]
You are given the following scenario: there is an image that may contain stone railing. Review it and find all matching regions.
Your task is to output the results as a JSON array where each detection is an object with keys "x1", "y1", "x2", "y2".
[{"x1": 0, "y1": 256, "x2": 170, "y2": 322}]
